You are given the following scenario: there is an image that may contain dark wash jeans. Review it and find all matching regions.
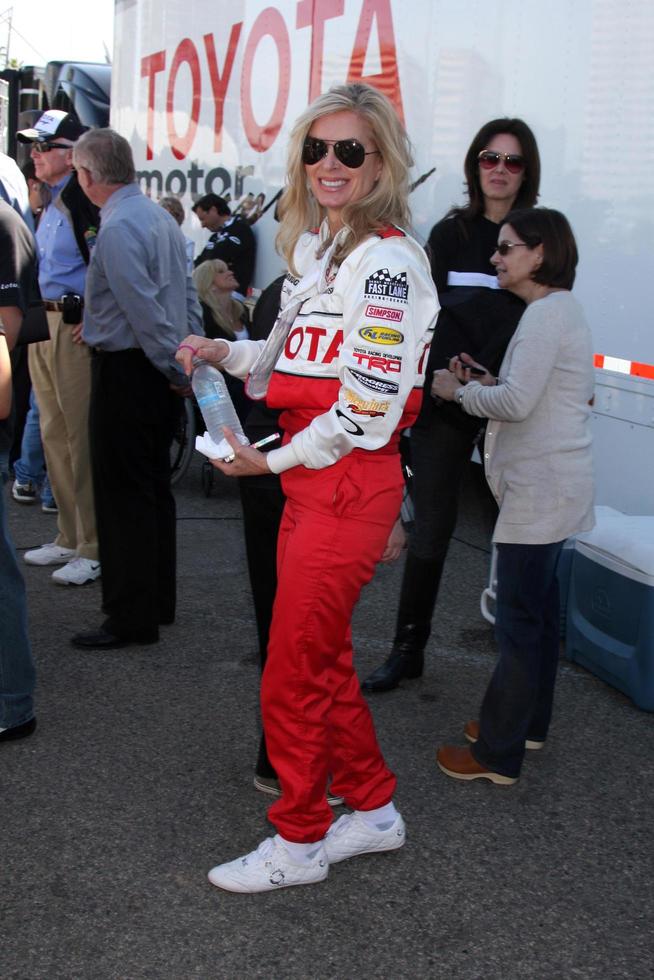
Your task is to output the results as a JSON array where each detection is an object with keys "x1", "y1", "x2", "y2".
[{"x1": 472, "y1": 540, "x2": 565, "y2": 779}]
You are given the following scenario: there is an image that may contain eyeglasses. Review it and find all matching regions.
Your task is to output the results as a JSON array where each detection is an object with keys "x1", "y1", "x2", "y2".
[
  {"x1": 302, "y1": 136, "x2": 380, "y2": 169},
  {"x1": 495, "y1": 241, "x2": 530, "y2": 257},
  {"x1": 478, "y1": 150, "x2": 526, "y2": 175},
  {"x1": 32, "y1": 142, "x2": 71, "y2": 154}
]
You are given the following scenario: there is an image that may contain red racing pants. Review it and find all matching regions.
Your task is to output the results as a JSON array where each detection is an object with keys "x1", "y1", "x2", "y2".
[{"x1": 261, "y1": 450, "x2": 404, "y2": 843}]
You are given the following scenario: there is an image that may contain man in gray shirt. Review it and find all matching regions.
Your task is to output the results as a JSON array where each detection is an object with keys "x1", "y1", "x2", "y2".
[{"x1": 70, "y1": 128, "x2": 203, "y2": 649}]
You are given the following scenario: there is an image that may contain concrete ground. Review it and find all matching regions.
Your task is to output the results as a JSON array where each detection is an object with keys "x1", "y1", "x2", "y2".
[{"x1": 2, "y1": 460, "x2": 653, "y2": 980}]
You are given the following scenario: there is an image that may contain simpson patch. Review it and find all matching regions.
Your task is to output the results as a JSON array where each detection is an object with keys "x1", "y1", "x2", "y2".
[{"x1": 365, "y1": 304, "x2": 404, "y2": 322}]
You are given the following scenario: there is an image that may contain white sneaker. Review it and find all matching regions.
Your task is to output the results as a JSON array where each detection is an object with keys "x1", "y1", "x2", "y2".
[
  {"x1": 12, "y1": 480, "x2": 37, "y2": 503},
  {"x1": 208, "y1": 835, "x2": 329, "y2": 893},
  {"x1": 51, "y1": 557, "x2": 101, "y2": 585},
  {"x1": 324, "y1": 810, "x2": 406, "y2": 865},
  {"x1": 24, "y1": 542, "x2": 76, "y2": 566}
]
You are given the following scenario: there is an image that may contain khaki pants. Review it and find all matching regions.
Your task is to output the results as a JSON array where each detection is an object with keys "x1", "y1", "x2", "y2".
[{"x1": 28, "y1": 313, "x2": 98, "y2": 560}]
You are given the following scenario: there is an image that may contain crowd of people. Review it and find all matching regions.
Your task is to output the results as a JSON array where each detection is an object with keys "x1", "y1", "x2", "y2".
[{"x1": 1, "y1": 85, "x2": 594, "y2": 894}]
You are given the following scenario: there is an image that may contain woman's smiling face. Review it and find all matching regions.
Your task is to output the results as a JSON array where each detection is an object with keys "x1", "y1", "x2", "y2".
[
  {"x1": 491, "y1": 223, "x2": 544, "y2": 299},
  {"x1": 304, "y1": 110, "x2": 383, "y2": 232}
]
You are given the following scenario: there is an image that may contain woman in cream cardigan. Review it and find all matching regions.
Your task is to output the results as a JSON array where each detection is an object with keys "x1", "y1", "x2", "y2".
[{"x1": 431, "y1": 207, "x2": 594, "y2": 785}]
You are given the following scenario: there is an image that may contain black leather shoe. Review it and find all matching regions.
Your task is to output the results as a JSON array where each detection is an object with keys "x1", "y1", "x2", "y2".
[
  {"x1": 71, "y1": 628, "x2": 158, "y2": 649},
  {"x1": 0, "y1": 716, "x2": 37, "y2": 742},
  {"x1": 361, "y1": 649, "x2": 424, "y2": 693}
]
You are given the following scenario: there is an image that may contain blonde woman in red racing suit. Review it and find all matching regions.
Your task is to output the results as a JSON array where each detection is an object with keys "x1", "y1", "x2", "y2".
[{"x1": 177, "y1": 82, "x2": 439, "y2": 893}]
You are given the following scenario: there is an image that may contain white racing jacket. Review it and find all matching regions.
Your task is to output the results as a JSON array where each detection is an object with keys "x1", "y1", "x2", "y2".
[{"x1": 220, "y1": 223, "x2": 439, "y2": 473}]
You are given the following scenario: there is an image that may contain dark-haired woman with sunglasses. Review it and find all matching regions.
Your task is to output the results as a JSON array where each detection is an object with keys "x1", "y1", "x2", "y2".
[
  {"x1": 431, "y1": 206, "x2": 594, "y2": 784},
  {"x1": 176, "y1": 82, "x2": 438, "y2": 892},
  {"x1": 363, "y1": 117, "x2": 542, "y2": 694}
]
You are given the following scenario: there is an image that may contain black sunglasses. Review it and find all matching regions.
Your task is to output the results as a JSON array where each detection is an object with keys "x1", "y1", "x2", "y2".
[
  {"x1": 302, "y1": 136, "x2": 379, "y2": 169},
  {"x1": 478, "y1": 150, "x2": 526, "y2": 175},
  {"x1": 32, "y1": 142, "x2": 71, "y2": 154},
  {"x1": 495, "y1": 241, "x2": 530, "y2": 257}
]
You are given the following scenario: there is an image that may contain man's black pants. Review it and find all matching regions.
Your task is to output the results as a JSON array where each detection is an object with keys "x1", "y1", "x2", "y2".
[{"x1": 90, "y1": 349, "x2": 176, "y2": 641}]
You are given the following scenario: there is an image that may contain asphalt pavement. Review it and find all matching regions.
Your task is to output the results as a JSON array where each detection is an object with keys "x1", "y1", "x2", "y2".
[{"x1": 2, "y1": 459, "x2": 653, "y2": 980}]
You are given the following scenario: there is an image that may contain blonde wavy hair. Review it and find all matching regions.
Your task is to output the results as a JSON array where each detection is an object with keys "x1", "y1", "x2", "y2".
[
  {"x1": 192, "y1": 260, "x2": 245, "y2": 339},
  {"x1": 276, "y1": 83, "x2": 414, "y2": 276}
]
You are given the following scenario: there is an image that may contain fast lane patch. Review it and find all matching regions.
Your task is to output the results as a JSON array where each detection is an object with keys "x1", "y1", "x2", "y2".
[{"x1": 363, "y1": 269, "x2": 409, "y2": 304}]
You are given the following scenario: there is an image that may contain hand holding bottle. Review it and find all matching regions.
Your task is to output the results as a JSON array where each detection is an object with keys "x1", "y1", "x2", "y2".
[
  {"x1": 192, "y1": 362, "x2": 250, "y2": 461},
  {"x1": 176, "y1": 336, "x2": 230, "y2": 376}
]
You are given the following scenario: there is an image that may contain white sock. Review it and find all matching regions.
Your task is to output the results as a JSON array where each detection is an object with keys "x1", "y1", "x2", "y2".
[
  {"x1": 356, "y1": 800, "x2": 399, "y2": 831},
  {"x1": 279, "y1": 835, "x2": 324, "y2": 864}
]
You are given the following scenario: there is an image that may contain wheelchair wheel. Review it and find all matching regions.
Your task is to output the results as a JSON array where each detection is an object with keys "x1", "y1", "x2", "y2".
[{"x1": 170, "y1": 397, "x2": 196, "y2": 486}]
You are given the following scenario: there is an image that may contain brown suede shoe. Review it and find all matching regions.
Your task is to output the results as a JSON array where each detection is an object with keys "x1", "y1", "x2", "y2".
[
  {"x1": 463, "y1": 720, "x2": 545, "y2": 751},
  {"x1": 436, "y1": 745, "x2": 517, "y2": 785}
]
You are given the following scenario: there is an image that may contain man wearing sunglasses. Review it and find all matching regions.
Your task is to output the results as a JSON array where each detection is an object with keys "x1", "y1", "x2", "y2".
[
  {"x1": 192, "y1": 193, "x2": 256, "y2": 299},
  {"x1": 16, "y1": 110, "x2": 102, "y2": 587}
]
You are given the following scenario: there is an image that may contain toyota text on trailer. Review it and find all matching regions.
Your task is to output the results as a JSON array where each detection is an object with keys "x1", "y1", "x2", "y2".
[{"x1": 112, "y1": 0, "x2": 654, "y2": 516}]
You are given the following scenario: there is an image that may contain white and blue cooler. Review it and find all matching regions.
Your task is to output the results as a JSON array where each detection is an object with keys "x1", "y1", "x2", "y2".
[{"x1": 566, "y1": 506, "x2": 654, "y2": 711}]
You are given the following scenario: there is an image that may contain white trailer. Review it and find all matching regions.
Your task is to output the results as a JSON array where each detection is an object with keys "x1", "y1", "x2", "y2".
[{"x1": 112, "y1": 0, "x2": 654, "y2": 515}]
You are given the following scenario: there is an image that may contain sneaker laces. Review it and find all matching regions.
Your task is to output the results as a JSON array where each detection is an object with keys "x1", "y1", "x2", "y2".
[
  {"x1": 242, "y1": 836, "x2": 275, "y2": 866},
  {"x1": 327, "y1": 814, "x2": 353, "y2": 838}
]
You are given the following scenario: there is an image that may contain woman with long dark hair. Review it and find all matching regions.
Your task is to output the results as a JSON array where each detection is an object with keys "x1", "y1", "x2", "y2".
[{"x1": 363, "y1": 117, "x2": 541, "y2": 693}]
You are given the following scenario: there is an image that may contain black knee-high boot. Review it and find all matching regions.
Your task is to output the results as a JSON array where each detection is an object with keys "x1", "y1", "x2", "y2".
[{"x1": 362, "y1": 550, "x2": 445, "y2": 693}]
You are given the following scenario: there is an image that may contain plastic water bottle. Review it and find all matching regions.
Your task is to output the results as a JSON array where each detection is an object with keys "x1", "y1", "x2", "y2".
[{"x1": 192, "y1": 362, "x2": 249, "y2": 455}]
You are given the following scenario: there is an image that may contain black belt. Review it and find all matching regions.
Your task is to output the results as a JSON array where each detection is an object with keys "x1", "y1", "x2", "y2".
[
  {"x1": 92, "y1": 347, "x2": 142, "y2": 356},
  {"x1": 43, "y1": 298, "x2": 85, "y2": 313}
]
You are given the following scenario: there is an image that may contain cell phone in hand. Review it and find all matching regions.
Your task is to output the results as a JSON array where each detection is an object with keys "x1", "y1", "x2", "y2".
[{"x1": 467, "y1": 365, "x2": 487, "y2": 376}]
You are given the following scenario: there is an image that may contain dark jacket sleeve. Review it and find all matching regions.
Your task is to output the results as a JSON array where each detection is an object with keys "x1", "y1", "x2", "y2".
[
  {"x1": 427, "y1": 217, "x2": 459, "y2": 294},
  {"x1": 60, "y1": 173, "x2": 101, "y2": 266}
]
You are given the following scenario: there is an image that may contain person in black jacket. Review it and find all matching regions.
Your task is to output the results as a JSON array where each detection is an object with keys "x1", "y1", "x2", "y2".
[
  {"x1": 363, "y1": 117, "x2": 541, "y2": 693},
  {"x1": 236, "y1": 276, "x2": 287, "y2": 797},
  {"x1": 192, "y1": 193, "x2": 256, "y2": 298},
  {"x1": 16, "y1": 110, "x2": 102, "y2": 588}
]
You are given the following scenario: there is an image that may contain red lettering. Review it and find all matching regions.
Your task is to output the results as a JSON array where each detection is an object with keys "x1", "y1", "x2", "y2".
[
  {"x1": 241, "y1": 8, "x2": 291, "y2": 152},
  {"x1": 166, "y1": 39, "x2": 202, "y2": 160},
  {"x1": 204, "y1": 25, "x2": 243, "y2": 153},
  {"x1": 141, "y1": 51, "x2": 166, "y2": 161},
  {"x1": 380, "y1": 356, "x2": 401, "y2": 373},
  {"x1": 347, "y1": 0, "x2": 404, "y2": 123},
  {"x1": 323, "y1": 329, "x2": 343, "y2": 363},
  {"x1": 296, "y1": 0, "x2": 345, "y2": 103},
  {"x1": 285, "y1": 325, "x2": 339, "y2": 362},
  {"x1": 352, "y1": 351, "x2": 401, "y2": 373},
  {"x1": 285, "y1": 327, "x2": 304, "y2": 358},
  {"x1": 305, "y1": 326, "x2": 327, "y2": 360}
]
